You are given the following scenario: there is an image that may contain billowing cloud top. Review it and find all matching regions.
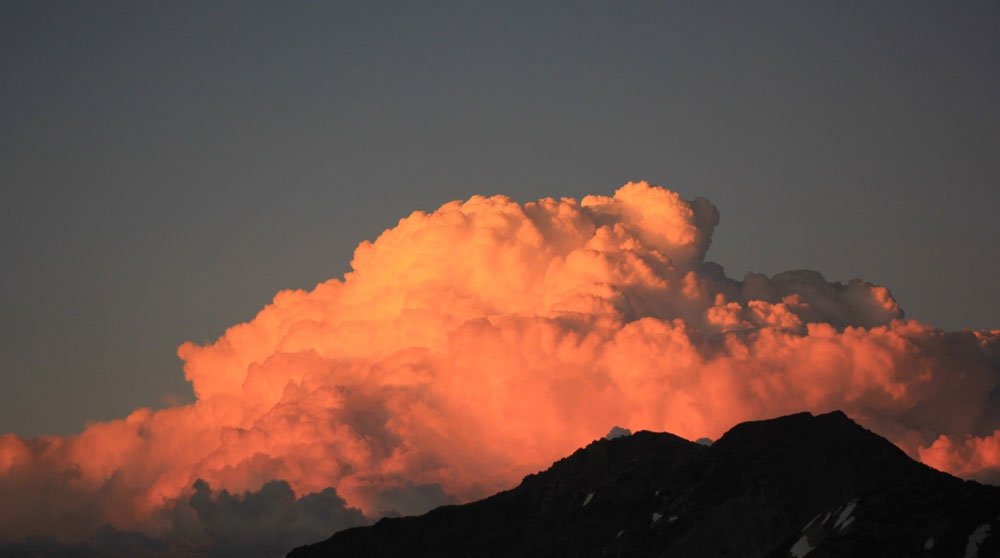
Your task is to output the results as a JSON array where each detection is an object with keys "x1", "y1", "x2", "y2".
[{"x1": 1, "y1": 182, "x2": 997, "y2": 555}]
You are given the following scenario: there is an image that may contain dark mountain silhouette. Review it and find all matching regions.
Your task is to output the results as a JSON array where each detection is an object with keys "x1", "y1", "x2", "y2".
[{"x1": 289, "y1": 411, "x2": 1000, "y2": 558}]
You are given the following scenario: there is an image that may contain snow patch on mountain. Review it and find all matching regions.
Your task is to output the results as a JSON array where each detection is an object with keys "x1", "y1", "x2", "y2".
[
  {"x1": 834, "y1": 500, "x2": 857, "y2": 531},
  {"x1": 963, "y1": 524, "x2": 992, "y2": 558},
  {"x1": 789, "y1": 534, "x2": 813, "y2": 557}
]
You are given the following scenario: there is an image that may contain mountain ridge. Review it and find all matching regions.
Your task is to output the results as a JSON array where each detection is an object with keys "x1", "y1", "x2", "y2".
[{"x1": 289, "y1": 411, "x2": 999, "y2": 557}]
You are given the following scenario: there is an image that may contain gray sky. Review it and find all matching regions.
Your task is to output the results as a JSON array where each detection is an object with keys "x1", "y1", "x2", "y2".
[{"x1": 2, "y1": 1, "x2": 997, "y2": 436}]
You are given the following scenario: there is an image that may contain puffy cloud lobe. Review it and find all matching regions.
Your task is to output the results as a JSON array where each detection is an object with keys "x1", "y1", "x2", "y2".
[
  {"x1": 919, "y1": 428, "x2": 1000, "y2": 485},
  {"x1": 0, "y1": 181, "x2": 997, "y2": 555}
]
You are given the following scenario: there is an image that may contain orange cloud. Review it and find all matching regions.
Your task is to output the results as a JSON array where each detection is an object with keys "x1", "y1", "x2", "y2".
[
  {"x1": 1, "y1": 182, "x2": 997, "y2": 549},
  {"x1": 919, "y1": 429, "x2": 1000, "y2": 484}
]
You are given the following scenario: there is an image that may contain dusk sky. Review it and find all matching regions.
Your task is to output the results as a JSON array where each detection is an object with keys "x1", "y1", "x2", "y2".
[
  {"x1": 0, "y1": 3, "x2": 996, "y2": 438},
  {"x1": 2, "y1": 4, "x2": 1000, "y2": 555}
]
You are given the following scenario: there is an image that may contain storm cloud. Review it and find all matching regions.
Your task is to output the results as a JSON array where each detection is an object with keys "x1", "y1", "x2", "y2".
[{"x1": 1, "y1": 182, "x2": 996, "y2": 555}]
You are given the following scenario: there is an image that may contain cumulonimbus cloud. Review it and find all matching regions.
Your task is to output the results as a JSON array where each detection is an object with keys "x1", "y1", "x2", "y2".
[{"x1": 1, "y1": 182, "x2": 997, "y2": 554}]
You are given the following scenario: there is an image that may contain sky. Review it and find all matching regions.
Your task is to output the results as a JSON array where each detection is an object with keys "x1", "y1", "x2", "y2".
[{"x1": 1, "y1": 1, "x2": 998, "y2": 440}]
